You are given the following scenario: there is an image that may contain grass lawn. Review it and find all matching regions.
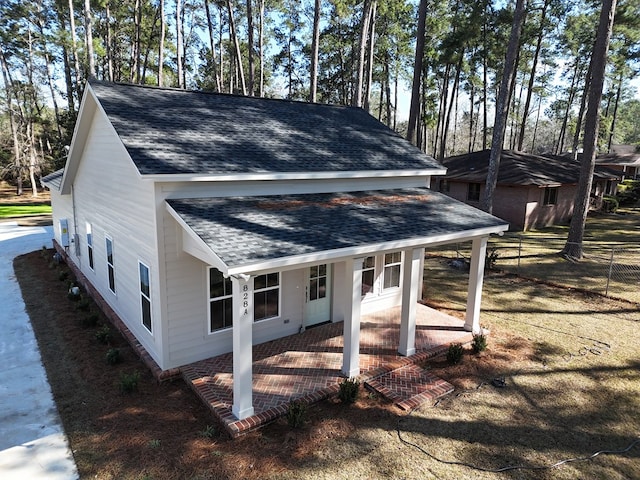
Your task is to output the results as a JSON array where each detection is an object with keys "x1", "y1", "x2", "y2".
[
  {"x1": 0, "y1": 204, "x2": 52, "y2": 218},
  {"x1": 432, "y1": 206, "x2": 640, "y2": 304}
]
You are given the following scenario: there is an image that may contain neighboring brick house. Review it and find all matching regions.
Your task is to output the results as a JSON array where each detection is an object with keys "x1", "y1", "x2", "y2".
[
  {"x1": 44, "y1": 81, "x2": 507, "y2": 421},
  {"x1": 596, "y1": 145, "x2": 640, "y2": 181},
  {"x1": 431, "y1": 150, "x2": 620, "y2": 231}
]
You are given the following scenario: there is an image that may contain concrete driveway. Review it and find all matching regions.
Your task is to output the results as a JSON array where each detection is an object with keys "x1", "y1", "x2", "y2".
[{"x1": 0, "y1": 221, "x2": 78, "y2": 479}]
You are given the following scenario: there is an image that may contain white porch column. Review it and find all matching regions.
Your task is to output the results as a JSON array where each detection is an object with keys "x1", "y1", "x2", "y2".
[
  {"x1": 399, "y1": 247, "x2": 424, "y2": 356},
  {"x1": 464, "y1": 237, "x2": 488, "y2": 334},
  {"x1": 231, "y1": 275, "x2": 254, "y2": 420},
  {"x1": 342, "y1": 257, "x2": 363, "y2": 378}
]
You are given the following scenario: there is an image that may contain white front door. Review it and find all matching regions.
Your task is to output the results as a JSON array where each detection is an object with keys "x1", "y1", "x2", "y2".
[{"x1": 304, "y1": 264, "x2": 331, "y2": 327}]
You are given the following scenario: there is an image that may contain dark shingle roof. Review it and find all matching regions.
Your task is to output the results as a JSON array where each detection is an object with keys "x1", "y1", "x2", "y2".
[
  {"x1": 596, "y1": 152, "x2": 640, "y2": 167},
  {"x1": 167, "y1": 188, "x2": 507, "y2": 270},
  {"x1": 441, "y1": 150, "x2": 619, "y2": 186},
  {"x1": 42, "y1": 168, "x2": 64, "y2": 190},
  {"x1": 89, "y1": 81, "x2": 443, "y2": 176}
]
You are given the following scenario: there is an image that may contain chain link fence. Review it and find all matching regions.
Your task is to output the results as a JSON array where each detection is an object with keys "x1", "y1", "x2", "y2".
[{"x1": 433, "y1": 237, "x2": 640, "y2": 304}]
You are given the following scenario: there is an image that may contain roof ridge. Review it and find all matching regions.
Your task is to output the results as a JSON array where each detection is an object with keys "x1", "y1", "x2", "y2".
[{"x1": 88, "y1": 79, "x2": 359, "y2": 111}]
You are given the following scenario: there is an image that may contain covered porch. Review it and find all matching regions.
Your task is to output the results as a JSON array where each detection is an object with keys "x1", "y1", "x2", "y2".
[{"x1": 182, "y1": 302, "x2": 474, "y2": 437}]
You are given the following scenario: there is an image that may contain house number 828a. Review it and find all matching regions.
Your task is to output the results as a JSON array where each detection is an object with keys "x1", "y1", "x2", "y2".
[{"x1": 242, "y1": 284, "x2": 249, "y2": 315}]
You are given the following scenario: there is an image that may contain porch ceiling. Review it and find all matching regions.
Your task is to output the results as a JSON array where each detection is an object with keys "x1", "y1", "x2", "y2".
[{"x1": 166, "y1": 187, "x2": 508, "y2": 275}]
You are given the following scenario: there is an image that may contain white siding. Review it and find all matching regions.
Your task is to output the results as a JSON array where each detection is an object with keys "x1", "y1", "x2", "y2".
[
  {"x1": 161, "y1": 211, "x2": 306, "y2": 368},
  {"x1": 60, "y1": 109, "x2": 164, "y2": 369},
  {"x1": 159, "y1": 175, "x2": 430, "y2": 199}
]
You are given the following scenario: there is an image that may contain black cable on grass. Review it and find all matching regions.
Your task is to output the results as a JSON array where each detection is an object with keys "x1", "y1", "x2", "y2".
[{"x1": 397, "y1": 413, "x2": 640, "y2": 473}]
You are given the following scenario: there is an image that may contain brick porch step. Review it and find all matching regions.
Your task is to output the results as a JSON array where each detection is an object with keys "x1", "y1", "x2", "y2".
[{"x1": 365, "y1": 364, "x2": 454, "y2": 411}]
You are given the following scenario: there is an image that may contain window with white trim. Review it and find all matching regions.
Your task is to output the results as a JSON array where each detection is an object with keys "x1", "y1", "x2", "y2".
[
  {"x1": 86, "y1": 223, "x2": 94, "y2": 270},
  {"x1": 106, "y1": 237, "x2": 115, "y2": 293},
  {"x1": 361, "y1": 256, "x2": 376, "y2": 296},
  {"x1": 139, "y1": 262, "x2": 152, "y2": 333},
  {"x1": 254, "y1": 273, "x2": 279, "y2": 321},
  {"x1": 209, "y1": 267, "x2": 232, "y2": 332},
  {"x1": 383, "y1": 252, "x2": 402, "y2": 289}
]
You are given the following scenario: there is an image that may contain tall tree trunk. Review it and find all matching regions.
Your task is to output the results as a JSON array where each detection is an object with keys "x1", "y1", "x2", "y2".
[
  {"x1": 105, "y1": 3, "x2": 114, "y2": 81},
  {"x1": 309, "y1": 0, "x2": 320, "y2": 102},
  {"x1": 517, "y1": 0, "x2": 549, "y2": 151},
  {"x1": 562, "y1": 0, "x2": 617, "y2": 260},
  {"x1": 246, "y1": 0, "x2": 255, "y2": 95},
  {"x1": 0, "y1": 47, "x2": 23, "y2": 195},
  {"x1": 480, "y1": 0, "x2": 526, "y2": 214},
  {"x1": 364, "y1": 1, "x2": 376, "y2": 111},
  {"x1": 355, "y1": 0, "x2": 372, "y2": 107},
  {"x1": 407, "y1": 0, "x2": 428, "y2": 144},
  {"x1": 54, "y1": 4, "x2": 75, "y2": 111},
  {"x1": 468, "y1": 79, "x2": 475, "y2": 153},
  {"x1": 141, "y1": 7, "x2": 161, "y2": 82},
  {"x1": 158, "y1": 0, "x2": 165, "y2": 86},
  {"x1": 134, "y1": 0, "x2": 143, "y2": 82},
  {"x1": 571, "y1": 58, "x2": 594, "y2": 159},
  {"x1": 84, "y1": 0, "x2": 96, "y2": 77},
  {"x1": 68, "y1": 0, "x2": 82, "y2": 98},
  {"x1": 607, "y1": 72, "x2": 623, "y2": 152},
  {"x1": 555, "y1": 61, "x2": 580, "y2": 154},
  {"x1": 176, "y1": 0, "x2": 184, "y2": 88},
  {"x1": 258, "y1": 0, "x2": 264, "y2": 96},
  {"x1": 439, "y1": 56, "x2": 463, "y2": 160},
  {"x1": 204, "y1": 0, "x2": 221, "y2": 91},
  {"x1": 226, "y1": 0, "x2": 246, "y2": 95}
]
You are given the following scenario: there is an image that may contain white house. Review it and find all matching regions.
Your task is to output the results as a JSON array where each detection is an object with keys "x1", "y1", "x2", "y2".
[{"x1": 44, "y1": 81, "x2": 508, "y2": 421}]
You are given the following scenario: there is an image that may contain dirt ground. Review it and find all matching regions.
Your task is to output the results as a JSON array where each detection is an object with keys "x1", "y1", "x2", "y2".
[{"x1": 12, "y1": 248, "x2": 529, "y2": 480}]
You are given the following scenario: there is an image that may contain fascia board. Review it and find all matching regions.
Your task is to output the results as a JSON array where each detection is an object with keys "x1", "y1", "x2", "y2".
[
  {"x1": 142, "y1": 168, "x2": 446, "y2": 183},
  {"x1": 226, "y1": 223, "x2": 509, "y2": 276},
  {"x1": 165, "y1": 202, "x2": 229, "y2": 274},
  {"x1": 60, "y1": 86, "x2": 97, "y2": 194}
]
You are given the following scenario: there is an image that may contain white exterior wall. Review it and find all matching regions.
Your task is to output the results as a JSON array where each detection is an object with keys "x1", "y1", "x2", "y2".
[
  {"x1": 54, "y1": 109, "x2": 164, "y2": 369},
  {"x1": 160, "y1": 206, "x2": 307, "y2": 367},
  {"x1": 159, "y1": 175, "x2": 430, "y2": 199}
]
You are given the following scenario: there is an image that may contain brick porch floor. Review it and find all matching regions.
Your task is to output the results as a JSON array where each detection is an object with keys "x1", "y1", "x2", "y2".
[{"x1": 181, "y1": 303, "x2": 471, "y2": 437}]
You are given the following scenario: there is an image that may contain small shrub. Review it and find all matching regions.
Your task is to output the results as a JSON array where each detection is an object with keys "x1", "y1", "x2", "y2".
[
  {"x1": 95, "y1": 325, "x2": 112, "y2": 344},
  {"x1": 286, "y1": 400, "x2": 307, "y2": 428},
  {"x1": 199, "y1": 425, "x2": 218, "y2": 439},
  {"x1": 602, "y1": 195, "x2": 619, "y2": 213},
  {"x1": 81, "y1": 313, "x2": 99, "y2": 328},
  {"x1": 58, "y1": 269, "x2": 69, "y2": 281},
  {"x1": 49, "y1": 260, "x2": 56, "y2": 270},
  {"x1": 106, "y1": 348, "x2": 122, "y2": 365},
  {"x1": 119, "y1": 371, "x2": 140, "y2": 393},
  {"x1": 338, "y1": 378, "x2": 360, "y2": 404},
  {"x1": 148, "y1": 439, "x2": 161, "y2": 449},
  {"x1": 472, "y1": 333, "x2": 487, "y2": 353},
  {"x1": 75, "y1": 298, "x2": 91, "y2": 312},
  {"x1": 446, "y1": 343, "x2": 464, "y2": 364},
  {"x1": 485, "y1": 247, "x2": 499, "y2": 270}
]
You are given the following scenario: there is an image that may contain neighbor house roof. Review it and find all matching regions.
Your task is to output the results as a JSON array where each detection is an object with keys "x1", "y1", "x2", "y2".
[
  {"x1": 440, "y1": 150, "x2": 620, "y2": 186},
  {"x1": 88, "y1": 81, "x2": 445, "y2": 177},
  {"x1": 166, "y1": 188, "x2": 508, "y2": 275},
  {"x1": 595, "y1": 152, "x2": 640, "y2": 167}
]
